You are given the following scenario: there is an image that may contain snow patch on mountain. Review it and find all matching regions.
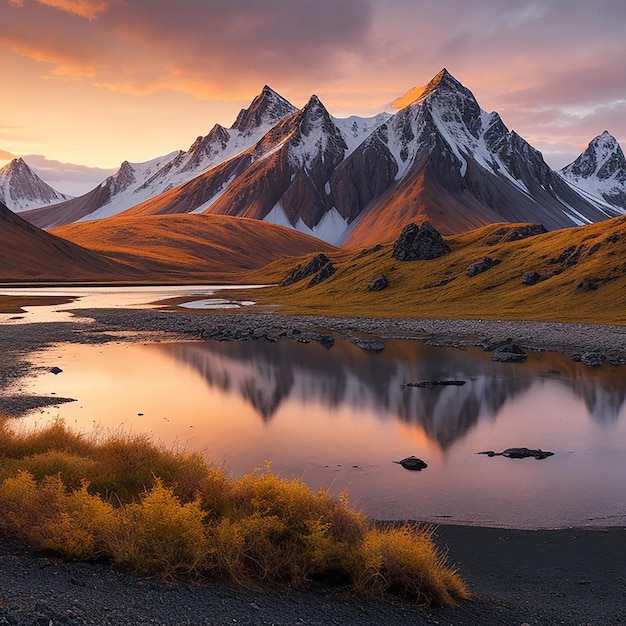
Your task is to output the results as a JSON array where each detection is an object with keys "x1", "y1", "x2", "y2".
[
  {"x1": 263, "y1": 202, "x2": 347, "y2": 246},
  {"x1": 332, "y1": 113, "x2": 391, "y2": 157}
]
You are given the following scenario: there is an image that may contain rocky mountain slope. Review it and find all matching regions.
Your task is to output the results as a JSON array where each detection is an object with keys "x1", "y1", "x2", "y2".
[{"x1": 0, "y1": 158, "x2": 71, "y2": 212}]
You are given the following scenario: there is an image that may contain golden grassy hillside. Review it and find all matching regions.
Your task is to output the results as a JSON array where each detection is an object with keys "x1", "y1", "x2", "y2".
[
  {"x1": 246, "y1": 217, "x2": 626, "y2": 325},
  {"x1": 52, "y1": 214, "x2": 334, "y2": 281}
]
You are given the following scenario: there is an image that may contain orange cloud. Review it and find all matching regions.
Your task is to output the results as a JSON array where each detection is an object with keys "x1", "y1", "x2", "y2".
[
  {"x1": 34, "y1": 0, "x2": 109, "y2": 19},
  {"x1": 5, "y1": 37, "x2": 96, "y2": 76}
]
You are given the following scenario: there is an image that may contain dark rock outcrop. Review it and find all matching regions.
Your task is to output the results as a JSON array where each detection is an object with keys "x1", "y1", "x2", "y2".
[
  {"x1": 486, "y1": 224, "x2": 547, "y2": 245},
  {"x1": 392, "y1": 222, "x2": 451, "y2": 261},
  {"x1": 521, "y1": 271, "x2": 541, "y2": 285},
  {"x1": 308, "y1": 262, "x2": 336, "y2": 287},
  {"x1": 281, "y1": 254, "x2": 331, "y2": 286},
  {"x1": 467, "y1": 257, "x2": 501, "y2": 277},
  {"x1": 367, "y1": 274, "x2": 389, "y2": 291}
]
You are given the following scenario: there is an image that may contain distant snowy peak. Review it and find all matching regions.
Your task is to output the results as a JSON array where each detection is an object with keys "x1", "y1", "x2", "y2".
[
  {"x1": 231, "y1": 85, "x2": 297, "y2": 134},
  {"x1": 0, "y1": 157, "x2": 71, "y2": 212},
  {"x1": 561, "y1": 131, "x2": 626, "y2": 211}
]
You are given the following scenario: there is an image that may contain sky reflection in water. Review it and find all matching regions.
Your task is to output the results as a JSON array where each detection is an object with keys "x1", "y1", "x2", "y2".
[{"x1": 16, "y1": 338, "x2": 626, "y2": 529}]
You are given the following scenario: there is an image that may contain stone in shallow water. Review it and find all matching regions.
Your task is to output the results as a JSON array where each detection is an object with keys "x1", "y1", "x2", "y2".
[
  {"x1": 394, "y1": 456, "x2": 428, "y2": 471},
  {"x1": 478, "y1": 448, "x2": 554, "y2": 460}
]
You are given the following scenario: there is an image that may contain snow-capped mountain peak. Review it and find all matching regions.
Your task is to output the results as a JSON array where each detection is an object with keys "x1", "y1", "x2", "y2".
[
  {"x1": 560, "y1": 131, "x2": 626, "y2": 211},
  {"x1": 287, "y1": 95, "x2": 347, "y2": 169},
  {"x1": 0, "y1": 157, "x2": 71, "y2": 212},
  {"x1": 231, "y1": 85, "x2": 297, "y2": 134}
]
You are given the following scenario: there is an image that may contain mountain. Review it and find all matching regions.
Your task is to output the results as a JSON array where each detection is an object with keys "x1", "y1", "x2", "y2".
[
  {"x1": 338, "y1": 70, "x2": 619, "y2": 247},
  {"x1": 93, "y1": 69, "x2": 620, "y2": 247},
  {"x1": 23, "y1": 86, "x2": 297, "y2": 229},
  {"x1": 51, "y1": 214, "x2": 334, "y2": 281},
  {"x1": 0, "y1": 158, "x2": 71, "y2": 212},
  {"x1": 121, "y1": 96, "x2": 389, "y2": 244},
  {"x1": 0, "y1": 200, "x2": 138, "y2": 281},
  {"x1": 20, "y1": 71, "x2": 626, "y2": 246},
  {"x1": 560, "y1": 131, "x2": 626, "y2": 211}
]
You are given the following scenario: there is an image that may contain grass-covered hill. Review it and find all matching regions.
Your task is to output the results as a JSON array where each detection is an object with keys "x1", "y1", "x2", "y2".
[
  {"x1": 51, "y1": 213, "x2": 335, "y2": 282},
  {"x1": 246, "y1": 216, "x2": 626, "y2": 325}
]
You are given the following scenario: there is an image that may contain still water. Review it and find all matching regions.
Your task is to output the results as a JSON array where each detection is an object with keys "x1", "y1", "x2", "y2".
[{"x1": 14, "y1": 336, "x2": 626, "y2": 529}]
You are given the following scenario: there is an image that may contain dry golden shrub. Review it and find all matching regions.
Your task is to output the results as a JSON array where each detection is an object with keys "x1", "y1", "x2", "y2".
[{"x1": 104, "y1": 480, "x2": 209, "y2": 578}]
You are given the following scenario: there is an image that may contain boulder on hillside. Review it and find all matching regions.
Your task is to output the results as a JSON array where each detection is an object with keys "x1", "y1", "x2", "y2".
[
  {"x1": 281, "y1": 253, "x2": 332, "y2": 286},
  {"x1": 392, "y1": 222, "x2": 451, "y2": 261},
  {"x1": 487, "y1": 224, "x2": 547, "y2": 245},
  {"x1": 367, "y1": 274, "x2": 389, "y2": 291},
  {"x1": 467, "y1": 256, "x2": 501, "y2": 277},
  {"x1": 308, "y1": 262, "x2": 336, "y2": 287},
  {"x1": 521, "y1": 270, "x2": 541, "y2": 285}
]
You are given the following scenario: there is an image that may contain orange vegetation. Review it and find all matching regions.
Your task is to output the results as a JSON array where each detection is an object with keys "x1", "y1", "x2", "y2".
[
  {"x1": 49, "y1": 214, "x2": 334, "y2": 282},
  {"x1": 246, "y1": 217, "x2": 626, "y2": 325}
]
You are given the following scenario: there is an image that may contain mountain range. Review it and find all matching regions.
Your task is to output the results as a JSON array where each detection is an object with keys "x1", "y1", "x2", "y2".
[{"x1": 4, "y1": 69, "x2": 625, "y2": 248}]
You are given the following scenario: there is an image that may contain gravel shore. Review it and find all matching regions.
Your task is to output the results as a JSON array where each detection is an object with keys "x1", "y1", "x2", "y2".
[
  {"x1": 1, "y1": 525, "x2": 624, "y2": 625},
  {"x1": 1, "y1": 307, "x2": 625, "y2": 625}
]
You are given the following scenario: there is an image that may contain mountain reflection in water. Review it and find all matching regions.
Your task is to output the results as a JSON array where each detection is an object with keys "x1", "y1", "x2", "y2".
[
  {"x1": 157, "y1": 339, "x2": 626, "y2": 450},
  {"x1": 17, "y1": 336, "x2": 626, "y2": 527}
]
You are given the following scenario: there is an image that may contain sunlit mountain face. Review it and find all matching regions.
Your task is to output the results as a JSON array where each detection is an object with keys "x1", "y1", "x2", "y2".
[{"x1": 18, "y1": 70, "x2": 625, "y2": 247}]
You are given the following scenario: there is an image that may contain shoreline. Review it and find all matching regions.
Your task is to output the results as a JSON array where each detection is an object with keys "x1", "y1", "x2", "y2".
[
  {"x1": 0, "y1": 524, "x2": 624, "y2": 625},
  {"x1": 1, "y1": 308, "x2": 625, "y2": 624}
]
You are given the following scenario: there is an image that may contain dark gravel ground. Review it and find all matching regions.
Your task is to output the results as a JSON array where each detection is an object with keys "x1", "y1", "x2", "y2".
[
  {"x1": 1, "y1": 308, "x2": 626, "y2": 624},
  {"x1": 1, "y1": 525, "x2": 624, "y2": 625}
]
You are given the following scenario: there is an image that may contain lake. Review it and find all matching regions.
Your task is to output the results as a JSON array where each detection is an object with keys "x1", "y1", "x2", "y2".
[{"x1": 12, "y1": 334, "x2": 626, "y2": 529}]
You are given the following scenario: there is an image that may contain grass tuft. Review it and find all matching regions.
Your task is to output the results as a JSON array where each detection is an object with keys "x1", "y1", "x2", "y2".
[{"x1": 0, "y1": 417, "x2": 468, "y2": 605}]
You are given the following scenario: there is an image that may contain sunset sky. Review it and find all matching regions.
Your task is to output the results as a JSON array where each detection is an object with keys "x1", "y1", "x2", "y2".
[{"x1": 2, "y1": 0, "x2": 625, "y2": 178}]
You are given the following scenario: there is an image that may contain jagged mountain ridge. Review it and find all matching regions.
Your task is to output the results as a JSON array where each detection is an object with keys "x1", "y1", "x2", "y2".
[
  {"x1": 560, "y1": 131, "x2": 626, "y2": 210},
  {"x1": 340, "y1": 70, "x2": 619, "y2": 246},
  {"x1": 0, "y1": 158, "x2": 71, "y2": 212},
  {"x1": 22, "y1": 86, "x2": 298, "y2": 229},
  {"x1": 20, "y1": 70, "x2": 626, "y2": 245}
]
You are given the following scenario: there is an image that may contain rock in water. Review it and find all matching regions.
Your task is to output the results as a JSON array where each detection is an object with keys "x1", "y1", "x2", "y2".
[
  {"x1": 394, "y1": 456, "x2": 428, "y2": 471},
  {"x1": 491, "y1": 343, "x2": 527, "y2": 362},
  {"x1": 392, "y1": 222, "x2": 451, "y2": 261},
  {"x1": 478, "y1": 448, "x2": 554, "y2": 460}
]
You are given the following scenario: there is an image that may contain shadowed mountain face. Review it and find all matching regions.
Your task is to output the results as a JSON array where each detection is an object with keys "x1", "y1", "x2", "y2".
[
  {"x1": 20, "y1": 70, "x2": 623, "y2": 247},
  {"x1": 155, "y1": 338, "x2": 626, "y2": 450}
]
